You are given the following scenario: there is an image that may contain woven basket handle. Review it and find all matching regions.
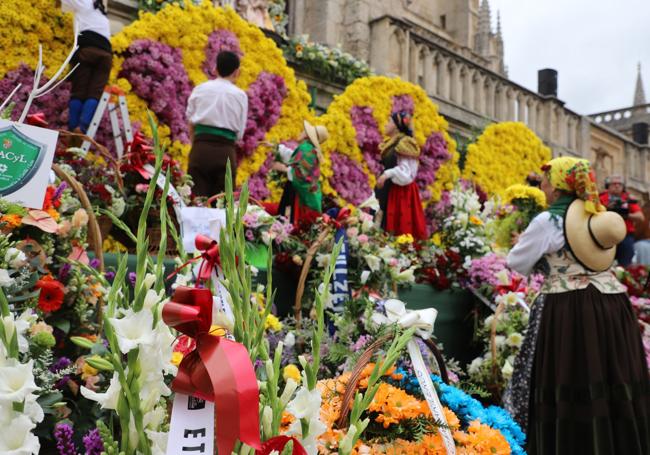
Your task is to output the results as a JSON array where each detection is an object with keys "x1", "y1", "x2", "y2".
[
  {"x1": 335, "y1": 333, "x2": 449, "y2": 428},
  {"x1": 293, "y1": 228, "x2": 332, "y2": 326},
  {"x1": 52, "y1": 163, "x2": 105, "y2": 328}
]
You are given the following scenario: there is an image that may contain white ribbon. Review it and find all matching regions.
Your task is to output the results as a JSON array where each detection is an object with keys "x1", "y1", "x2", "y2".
[
  {"x1": 372, "y1": 299, "x2": 456, "y2": 455},
  {"x1": 166, "y1": 393, "x2": 215, "y2": 455}
]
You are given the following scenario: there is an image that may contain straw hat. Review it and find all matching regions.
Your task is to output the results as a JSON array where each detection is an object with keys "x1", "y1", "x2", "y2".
[
  {"x1": 565, "y1": 199, "x2": 626, "y2": 272},
  {"x1": 303, "y1": 120, "x2": 329, "y2": 154}
]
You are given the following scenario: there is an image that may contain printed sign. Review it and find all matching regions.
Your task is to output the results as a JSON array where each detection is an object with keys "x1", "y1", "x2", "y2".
[
  {"x1": 0, "y1": 120, "x2": 58, "y2": 208},
  {"x1": 179, "y1": 207, "x2": 226, "y2": 253},
  {"x1": 166, "y1": 393, "x2": 215, "y2": 455}
]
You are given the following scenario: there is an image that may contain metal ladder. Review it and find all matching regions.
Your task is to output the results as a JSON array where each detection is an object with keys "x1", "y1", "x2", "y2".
[{"x1": 82, "y1": 86, "x2": 133, "y2": 158}]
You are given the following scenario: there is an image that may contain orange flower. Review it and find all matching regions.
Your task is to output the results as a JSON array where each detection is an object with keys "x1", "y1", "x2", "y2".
[
  {"x1": 456, "y1": 420, "x2": 511, "y2": 455},
  {"x1": 369, "y1": 383, "x2": 426, "y2": 428},
  {"x1": 1, "y1": 214, "x2": 22, "y2": 229}
]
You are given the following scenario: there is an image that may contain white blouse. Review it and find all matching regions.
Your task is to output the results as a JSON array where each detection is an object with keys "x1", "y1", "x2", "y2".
[
  {"x1": 61, "y1": 0, "x2": 111, "y2": 40},
  {"x1": 382, "y1": 155, "x2": 419, "y2": 186},
  {"x1": 277, "y1": 144, "x2": 295, "y2": 181},
  {"x1": 507, "y1": 212, "x2": 565, "y2": 276}
]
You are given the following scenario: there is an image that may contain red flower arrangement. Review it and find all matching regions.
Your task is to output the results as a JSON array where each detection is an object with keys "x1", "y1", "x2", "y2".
[{"x1": 35, "y1": 275, "x2": 66, "y2": 312}]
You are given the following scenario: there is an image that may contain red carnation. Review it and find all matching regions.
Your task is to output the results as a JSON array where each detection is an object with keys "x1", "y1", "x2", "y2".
[{"x1": 35, "y1": 276, "x2": 65, "y2": 312}]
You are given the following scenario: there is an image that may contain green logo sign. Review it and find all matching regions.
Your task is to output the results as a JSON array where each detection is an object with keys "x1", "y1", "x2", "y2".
[{"x1": 0, "y1": 125, "x2": 46, "y2": 196}]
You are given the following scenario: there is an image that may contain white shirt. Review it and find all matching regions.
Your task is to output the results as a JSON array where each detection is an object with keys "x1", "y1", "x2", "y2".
[
  {"x1": 186, "y1": 79, "x2": 248, "y2": 141},
  {"x1": 61, "y1": 0, "x2": 111, "y2": 40},
  {"x1": 507, "y1": 211, "x2": 565, "y2": 276},
  {"x1": 382, "y1": 156, "x2": 419, "y2": 185},
  {"x1": 277, "y1": 144, "x2": 295, "y2": 181}
]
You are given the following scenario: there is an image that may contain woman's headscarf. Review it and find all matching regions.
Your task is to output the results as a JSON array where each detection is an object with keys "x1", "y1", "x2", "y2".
[
  {"x1": 541, "y1": 157, "x2": 605, "y2": 215},
  {"x1": 391, "y1": 111, "x2": 413, "y2": 137}
]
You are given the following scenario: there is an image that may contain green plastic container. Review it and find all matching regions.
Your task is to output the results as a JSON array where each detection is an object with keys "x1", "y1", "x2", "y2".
[
  {"x1": 245, "y1": 243, "x2": 270, "y2": 271},
  {"x1": 398, "y1": 285, "x2": 478, "y2": 366}
]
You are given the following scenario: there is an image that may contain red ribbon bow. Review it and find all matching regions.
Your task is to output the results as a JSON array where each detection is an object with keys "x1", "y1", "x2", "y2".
[
  {"x1": 26, "y1": 112, "x2": 48, "y2": 128},
  {"x1": 496, "y1": 276, "x2": 526, "y2": 295},
  {"x1": 124, "y1": 132, "x2": 153, "y2": 178},
  {"x1": 322, "y1": 207, "x2": 352, "y2": 230},
  {"x1": 257, "y1": 436, "x2": 307, "y2": 455},
  {"x1": 163, "y1": 286, "x2": 261, "y2": 454},
  {"x1": 167, "y1": 234, "x2": 221, "y2": 284}
]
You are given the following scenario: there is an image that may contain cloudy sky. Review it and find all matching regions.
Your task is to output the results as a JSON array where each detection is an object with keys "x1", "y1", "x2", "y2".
[{"x1": 489, "y1": 0, "x2": 650, "y2": 115}]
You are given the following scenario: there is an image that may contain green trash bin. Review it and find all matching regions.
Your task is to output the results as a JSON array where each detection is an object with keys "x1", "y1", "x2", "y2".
[{"x1": 398, "y1": 285, "x2": 478, "y2": 366}]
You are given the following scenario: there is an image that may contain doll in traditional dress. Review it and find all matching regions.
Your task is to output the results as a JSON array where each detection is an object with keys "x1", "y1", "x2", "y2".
[
  {"x1": 271, "y1": 121, "x2": 329, "y2": 228},
  {"x1": 375, "y1": 111, "x2": 427, "y2": 240}
]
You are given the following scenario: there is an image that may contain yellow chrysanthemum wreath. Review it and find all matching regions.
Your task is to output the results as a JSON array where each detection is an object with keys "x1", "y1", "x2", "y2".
[
  {"x1": 319, "y1": 76, "x2": 459, "y2": 205},
  {"x1": 109, "y1": 1, "x2": 313, "y2": 183},
  {"x1": 0, "y1": 0, "x2": 73, "y2": 79},
  {"x1": 463, "y1": 121, "x2": 551, "y2": 198}
]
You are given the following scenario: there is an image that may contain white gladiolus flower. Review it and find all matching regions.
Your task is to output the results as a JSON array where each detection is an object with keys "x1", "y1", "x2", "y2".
[
  {"x1": 483, "y1": 315, "x2": 495, "y2": 329},
  {"x1": 338, "y1": 424, "x2": 358, "y2": 455},
  {"x1": 0, "y1": 269, "x2": 14, "y2": 287},
  {"x1": 143, "y1": 289, "x2": 161, "y2": 310},
  {"x1": 506, "y1": 332, "x2": 524, "y2": 348},
  {"x1": 2, "y1": 310, "x2": 34, "y2": 353},
  {"x1": 81, "y1": 372, "x2": 121, "y2": 410},
  {"x1": 394, "y1": 267, "x2": 416, "y2": 283},
  {"x1": 5, "y1": 248, "x2": 26, "y2": 269},
  {"x1": 109, "y1": 309, "x2": 155, "y2": 354},
  {"x1": 501, "y1": 360, "x2": 514, "y2": 379},
  {"x1": 283, "y1": 332, "x2": 296, "y2": 349},
  {"x1": 494, "y1": 335, "x2": 506, "y2": 348},
  {"x1": 280, "y1": 379, "x2": 298, "y2": 407},
  {"x1": 286, "y1": 386, "x2": 321, "y2": 420},
  {"x1": 111, "y1": 197, "x2": 126, "y2": 217},
  {"x1": 143, "y1": 273, "x2": 157, "y2": 290},
  {"x1": 146, "y1": 429, "x2": 168, "y2": 455},
  {"x1": 364, "y1": 254, "x2": 381, "y2": 272},
  {"x1": 360, "y1": 270, "x2": 371, "y2": 284},
  {"x1": 0, "y1": 359, "x2": 39, "y2": 403},
  {"x1": 0, "y1": 414, "x2": 40, "y2": 455},
  {"x1": 315, "y1": 253, "x2": 330, "y2": 268}
]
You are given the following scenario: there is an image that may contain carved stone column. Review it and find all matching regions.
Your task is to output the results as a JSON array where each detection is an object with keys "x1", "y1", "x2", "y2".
[
  {"x1": 463, "y1": 67, "x2": 474, "y2": 109},
  {"x1": 506, "y1": 88, "x2": 516, "y2": 121},
  {"x1": 424, "y1": 49, "x2": 436, "y2": 95},
  {"x1": 449, "y1": 61, "x2": 461, "y2": 104},
  {"x1": 438, "y1": 55, "x2": 451, "y2": 100},
  {"x1": 517, "y1": 94, "x2": 527, "y2": 123},
  {"x1": 527, "y1": 99, "x2": 538, "y2": 133},
  {"x1": 474, "y1": 72, "x2": 485, "y2": 114},
  {"x1": 486, "y1": 78, "x2": 496, "y2": 119}
]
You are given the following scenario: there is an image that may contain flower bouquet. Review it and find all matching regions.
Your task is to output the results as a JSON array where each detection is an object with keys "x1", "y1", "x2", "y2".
[{"x1": 493, "y1": 184, "x2": 546, "y2": 250}]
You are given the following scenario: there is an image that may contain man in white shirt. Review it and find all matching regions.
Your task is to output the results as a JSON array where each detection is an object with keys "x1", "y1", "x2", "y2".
[{"x1": 186, "y1": 51, "x2": 249, "y2": 197}]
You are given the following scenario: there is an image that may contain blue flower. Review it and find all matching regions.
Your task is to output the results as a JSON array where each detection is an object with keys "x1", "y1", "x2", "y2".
[{"x1": 392, "y1": 368, "x2": 526, "y2": 454}]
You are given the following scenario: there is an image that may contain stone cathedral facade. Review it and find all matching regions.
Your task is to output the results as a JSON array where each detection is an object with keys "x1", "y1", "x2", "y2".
[{"x1": 108, "y1": 0, "x2": 650, "y2": 198}]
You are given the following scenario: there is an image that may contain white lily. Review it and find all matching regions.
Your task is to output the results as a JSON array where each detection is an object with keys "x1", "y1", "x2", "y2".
[
  {"x1": 0, "y1": 414, "x2": 40, "y2": 455},
  {"x1": 0, "y1": 359, "x2": 39, "y2": 403},
  {"x1": 5, "y1": 248, "x2": 26, "y2": 269},
  {"x1": 0, "y1": 269, "x2": 13, "y2": 287},
  {"x1": 363, "y1": 254, "x2": 381, "y2": 272},
  {"x1": 286, "y1": 386, "x2": 321, "y2": 420},
  {"x1": 81, "y1": 372, "x2": 121, "y2": 410},
  {"x1": 109, "y1": 309, "x2": 155, "y2": 354}
]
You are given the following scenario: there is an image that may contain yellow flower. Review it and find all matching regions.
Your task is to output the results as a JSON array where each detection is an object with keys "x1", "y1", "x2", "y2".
[
  {"x1": 264, "y1": 314, "x2": 282, "y2": 332},
  {"x1": 103, "y1": 235, "x2": 129, "y2": 253},
  {"x1": 209, "y1": 325, "x2": 227, "y2": 337},
  {"x1": 395, "y1": 233, "x2": 415, "y2": 245},
  {"x1": 283, "y1": 364, "x2": 301, "y2": 382},
  {"x1": 469, "y1": 215, "x2": 483, "y2": 226},
  {"x1": 503, "y1": 183, "x2": 547, "y2": 208},
  {"x1": 81, "y1": 361, "x2": 99, "y2": 380},
  {"x1": 463, "y1": 122, "x2": 551, "y2": 198},
  {"x1": 171, "y1": 351, "x2": 183, "y2": 366},
  {"x1": 431, "y1": 232, "x2": 442, "y2": 246}
]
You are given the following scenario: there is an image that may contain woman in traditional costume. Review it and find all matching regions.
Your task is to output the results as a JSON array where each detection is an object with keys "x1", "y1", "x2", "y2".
[
  {"x1": 504, "y1": 156, "x2": 650, "y2": 454},
  {"x1": 374, "y1": 111, "x2": 427, "y2": 240},
  {"x1": 272, "y1": 121, "x2": 329, "y2": 228}
]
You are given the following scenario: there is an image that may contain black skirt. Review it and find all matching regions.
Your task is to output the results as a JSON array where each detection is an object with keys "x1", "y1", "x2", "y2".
[{"x1": 528, "y1": 285, "x2": 650, "y2": 454}]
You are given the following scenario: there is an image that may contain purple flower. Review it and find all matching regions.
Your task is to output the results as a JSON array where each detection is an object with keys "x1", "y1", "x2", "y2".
[
  {"x1": 351, "y1": 106, "x2": 383, "y2": 176},
  {"x1": 50, "y1": 357, "x2": 72, "y2": 373},
  {"x1": 83, "y1": 428, "x2": 104, "y2": 455},
  {"x1": 245, "y1": 229, "x2": 255, "y2": 241},
  {"x1": 417, "y1": 132, "x2": 452, "y2": 200},
  {"x1": 89, "y1": 258, "x2": 101, "y2": 269},
  {"x1": 104, "y1": 271, "x2": 116, "y2": 281},
  {"x1": 392, "y1": 95, "x2": 415, "y2": 114},
  {"x1": 329, "y1": 152, "x2": 372, "y2": 205},
  {"x1": 237, "y1": 72, "x2": 287, "y2": 160},
  {"x1": 54, "y1": 182, "x2": 68, "y2": 200},
  {"x1": 54, "y1": 423, "x2": 77, "y2": 455},
  {"x1": 128, "y1": 272, "x2": 137, "y2": 286},
  {"x1": 58, "y1": 263, "x2": 72, "y2": 283},
  {"x1": 119, "y1": 39, "x2": 194, "y2": 144},
  {"x1": 248, "y1": 152, "x2": 275, "y2": 200},
  {"x1": 203, "y1": 30, "x2": 243, "y2": 79}
]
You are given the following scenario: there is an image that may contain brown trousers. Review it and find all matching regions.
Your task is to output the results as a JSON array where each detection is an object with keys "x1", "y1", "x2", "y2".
[
  {"x1": 71, "y1": 47, "x2": 112, "y2": 100},
  {"x1": 188, "y1": 134, "x2": 237, "y2": 197}
]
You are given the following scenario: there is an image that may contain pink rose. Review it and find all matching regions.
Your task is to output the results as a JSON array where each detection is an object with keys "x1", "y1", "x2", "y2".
[{"x1": 358, "y1": 234, "x2": 369, "y2": 244}]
